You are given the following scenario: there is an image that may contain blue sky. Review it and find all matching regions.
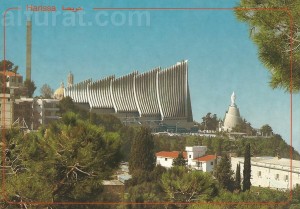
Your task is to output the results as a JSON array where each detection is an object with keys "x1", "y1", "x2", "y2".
[{"x1": 1, "y1": 0, "x2": 299, "y2": 153}]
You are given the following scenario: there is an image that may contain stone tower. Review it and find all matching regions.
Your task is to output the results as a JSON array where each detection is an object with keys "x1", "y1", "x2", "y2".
[
  {"x1": 223, "y1": 92, "x2": 243, "y2": 132},
  {"x1": 26, "y1": 20, "x2": 32, "y2": 81},
  {"x1": 67, "y1": 71, "x2": 74, "y2": 87}
]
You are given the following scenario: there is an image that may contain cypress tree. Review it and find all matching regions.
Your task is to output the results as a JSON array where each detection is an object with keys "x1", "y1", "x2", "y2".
[
  {"x1": 172, "y1": 152, "x2": 187, "y2": 167},
  {"x1": 129, "y1": 126, "x2": 156, "y2": 174},
  {"x1": 234, "y1": 163, "x2": 241, "y2": 191},
  {"x1": 243, "y1": 143, "x2": 251, "y2": 191},
  {"x1": 214, "y1": 154, "x2": 234, "y2": 191}
]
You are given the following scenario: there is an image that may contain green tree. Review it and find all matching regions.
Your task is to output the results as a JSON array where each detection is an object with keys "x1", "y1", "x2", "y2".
[
  {"x1": 161, "y1": 166, "x2": 218, "y2": 204},
  {"x1": 235, "y1": 0, "x2": 300, "y2": 92},
  {"x1": 234, "y1": 163, "x2": 241, "y2": 191},
  {"x1": 214, "y1": 154, "x2": 235, "y2": 192},
  {"x1": 260, "y1": 124, "x2": 273, "y2": 136},
  {"x1": 0, "y1": 59, "x2": 18, "y2": 72},
  {"x1": 200, "y1": 113, "x2": 219, "y2": 131},
  {"x1": 172, "y1": 152, "x2": 187, "y2": 167},
  {"x1": 40, "y1": 83, "x2": 53, "y2": 98},
  {"x1": 58, "y1": 96, "x2": 76, "y2": 114},
  {"x1": 0, "y1": 113, "x2": 122, "y2": 204},
  {"x1": 243, "y1": 143, "x2": 251, "y2": 192},
  {"x1": 129, "y1": 127, "x2": 156, "y2": 175},
  {"x1": 24, "y1": 79, "x2": 36, "y2": 97}
]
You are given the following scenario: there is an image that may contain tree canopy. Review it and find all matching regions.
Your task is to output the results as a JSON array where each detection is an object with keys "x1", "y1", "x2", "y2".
[
  {"x1": 243, "y1": 143, "x2": 251, "y2": 191},
  {"x1": 0, "y1": 60, "x2": 18, "y2": 72},
  {"x1": 129, "y1": 126, "x2": 156, "y2": 175},
  {"x1": 24, "y1": 79, "x2": 36, "y2": 98},
  {"x1": 235, "y1": 0, "x2": 300, "y2": 92},
  {"x1": 214, "y1": 154, "x2": 235, "y2": 192},
  {"x1": 40, "y1": 83, "x2": 53, "y2": 98},
  {"x1": 0, "y1": 112, "x2": 122, "y2": 205},
  {"x1": 161, "y1": 166, "x2": 218, "y2": 203},
  {"x1": 172, "y1": 152, "x2": 187, "y2": 167}
]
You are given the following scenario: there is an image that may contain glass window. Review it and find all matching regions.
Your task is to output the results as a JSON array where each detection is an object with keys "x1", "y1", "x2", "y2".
[
  {"x1": 165, "y1": 158, "x2": 167, "y2": 161},
  {"x1": 211, "y1": 162, "x2": 213, "y2": 165}
]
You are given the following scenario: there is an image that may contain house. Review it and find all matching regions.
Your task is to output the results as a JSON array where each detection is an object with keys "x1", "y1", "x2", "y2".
[
  {"x1": 156, "y1": 151, "x2": 187, "y2": 168},
  {"x1": 231, "y1": 156, "x2": 300, "y2": 191},
  {"x1": 156, "y1": 146, "x2": 220, "y2": 172}
]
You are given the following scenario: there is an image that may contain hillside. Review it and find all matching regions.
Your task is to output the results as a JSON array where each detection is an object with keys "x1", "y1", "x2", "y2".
[{"x1": 153, "y1": 134, "x2": 300, "y2": 160}]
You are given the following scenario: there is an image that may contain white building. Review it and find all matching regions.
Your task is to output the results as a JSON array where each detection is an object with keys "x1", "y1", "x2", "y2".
[
  {"x1": 156, "y1": 151, "x2": 187, "y2": 168},
  {"x1": 231, "y1": 156, "x2": 300, "y2": 191},
  {"x1": 35, "y1": 99, "x2": 60, "y2": 126},
  {"x1": 156, "y1": 146, "x2": 220, "y2": 172}
]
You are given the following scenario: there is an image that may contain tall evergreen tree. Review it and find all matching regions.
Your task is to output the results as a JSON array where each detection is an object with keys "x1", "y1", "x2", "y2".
[
  {"x1": 214, "y1": 154, "x2": 234, "y2": 191},
  {"x1": 172, "y1": 152, "x2": 187, "y2": 167},
  {"x1": 234, "y1": 163, "x2": 241, "y2": 191},
  {"x1": 24, "y1": 79, "x2": 36, "y2": 98},
  {"x1": 243, "y1": 143, "x2": 251, "y2": 191},
  {"x1": 129, "y1": 127, "x2": 156, "y2": 174}
]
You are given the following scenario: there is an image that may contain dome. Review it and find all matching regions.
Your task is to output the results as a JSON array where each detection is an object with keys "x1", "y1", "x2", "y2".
[{"x1": 54, "y1": 82, "x2": 64, "y2": 100}]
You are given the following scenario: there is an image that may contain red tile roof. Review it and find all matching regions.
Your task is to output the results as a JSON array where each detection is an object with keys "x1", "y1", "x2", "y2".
[
  {"x1": 156, "y1": 151, "x2": 187, "y2": 159},
  {"x1": 193, "y1": 155, "x2": 217, "y2": 162},
  {"x1": 0, "y1": 71, "x2": 22, "y2": 77}
]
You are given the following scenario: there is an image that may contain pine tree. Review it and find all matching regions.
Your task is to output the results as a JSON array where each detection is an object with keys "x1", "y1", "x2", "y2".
[
  {"x1": 235, "y1": 0, "x2": 300, "y2": 92},
  {"x1": 214, "y1": 154, "x2": 234, "y2": 191},
  {"x1": 172, "y1": 152, "x2": 187, "y2": 167},
  {"x1": 243, "y1": 143, "x2": 251, "y2": 191},
  {"x1": 129, "y1": 126, "x2": 156, "y2": 174},
  {"x1": 234, "y1": 163, "x2": 241, "y2": 191}
]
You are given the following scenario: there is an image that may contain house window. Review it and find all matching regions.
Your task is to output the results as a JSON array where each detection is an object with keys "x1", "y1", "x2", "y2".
[
  {"x1": 197, "y1": 162, "x2": 202, "y2": 167},
  {"x1": 258, "y1": 171, "x2": 261, "y2": 177},
  {"x1": 211, "y1": 162, "x2": 213, "y2": 166},
  {"x1": 165, "y1": 158, "x2": 167, "y2": 161},
  {"x1": 189, "y1": 155, "x2": 191, "y2": 158},
  {"x1": 285, "y1": 175, "x2": 288, "y2": 182},
  {"x1": 275, "y1": 174, "x2": 279, "y2": 180}
]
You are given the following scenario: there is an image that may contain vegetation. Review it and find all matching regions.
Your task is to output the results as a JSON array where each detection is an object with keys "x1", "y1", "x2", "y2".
[
  {"x1": 235, "y1": 0, "x2": 300, "y2": 92},
  {"x1": 0, "y1": 60, "x2": 18, "y2": 72},
  {"x1": 232, "y1": 119, "x2": 256, "y2": 135},
  {"x1": 214, "y1": 154, "x2": 235, "y2": 192},
  {"x1": 243, "y1": 144, "x2": 251, "y2": 192},
  {"x1": 260, "y1": 124, "x2": 273, "y2": 137},
  {"x1": 153, "y1": 134, "x2": 300, "y2": 160},
  {"x1": 0, "y1": 111, "x2": 122, "y2": 206},
  {"x1": 0, "y1": 99, "x2": 298, "y2": 208},
  {"x1": 172, "y1": 152, "x2": 187, "y2": 167},
  {"x1": 199, "y1": 112, "x2": 219, "y2": 131},
  {"x1": 40, "y1": 83, "x2": 53, "y2": 98},
  {"x1": 24, "y1": 79, "x2": 36, "y2": 97},
  {"x1": 234, "y1": 163, "x2": 241, "y2": 192},
  {"x1": 129, "y1": 127, "x2": 156, "y2": 175},
  {"x1": 161, "y1": 166, "x2": 218, "y2": 204}
]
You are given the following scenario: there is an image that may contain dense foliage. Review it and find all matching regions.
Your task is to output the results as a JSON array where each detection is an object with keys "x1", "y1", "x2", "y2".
[
  {"x1": 172, "y1": 152, "x2": 187, "y2": 167},
  {"x1": 214, "y1": 154, "x2": 235, "y2": 192},
  {"x1": 0, "y1": 112, "x2": 122, "y2": 206},
  {"x1": 243, "y1": 144, "x2": 251, "y2": 192},
  {"x1": 235, "y1": 0, "x2": 300, "y2": 92},
  {"x1": 153, "y1": 134, "x2": 300, "y2": 160},
  {"x1": 234, "y1": 163, "x2": 241, "y2": 192},
  {"x1": 129, "y1": 127, "x2": 156, "y2": 175},
  {"x1": 24, "y1": 79, "x2": 36, "y2": 98}
]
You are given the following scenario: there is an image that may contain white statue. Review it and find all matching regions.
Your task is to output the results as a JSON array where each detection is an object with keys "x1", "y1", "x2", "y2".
[{"x1": 231, "y1": 91, "x2": 236, "y2": 106}]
